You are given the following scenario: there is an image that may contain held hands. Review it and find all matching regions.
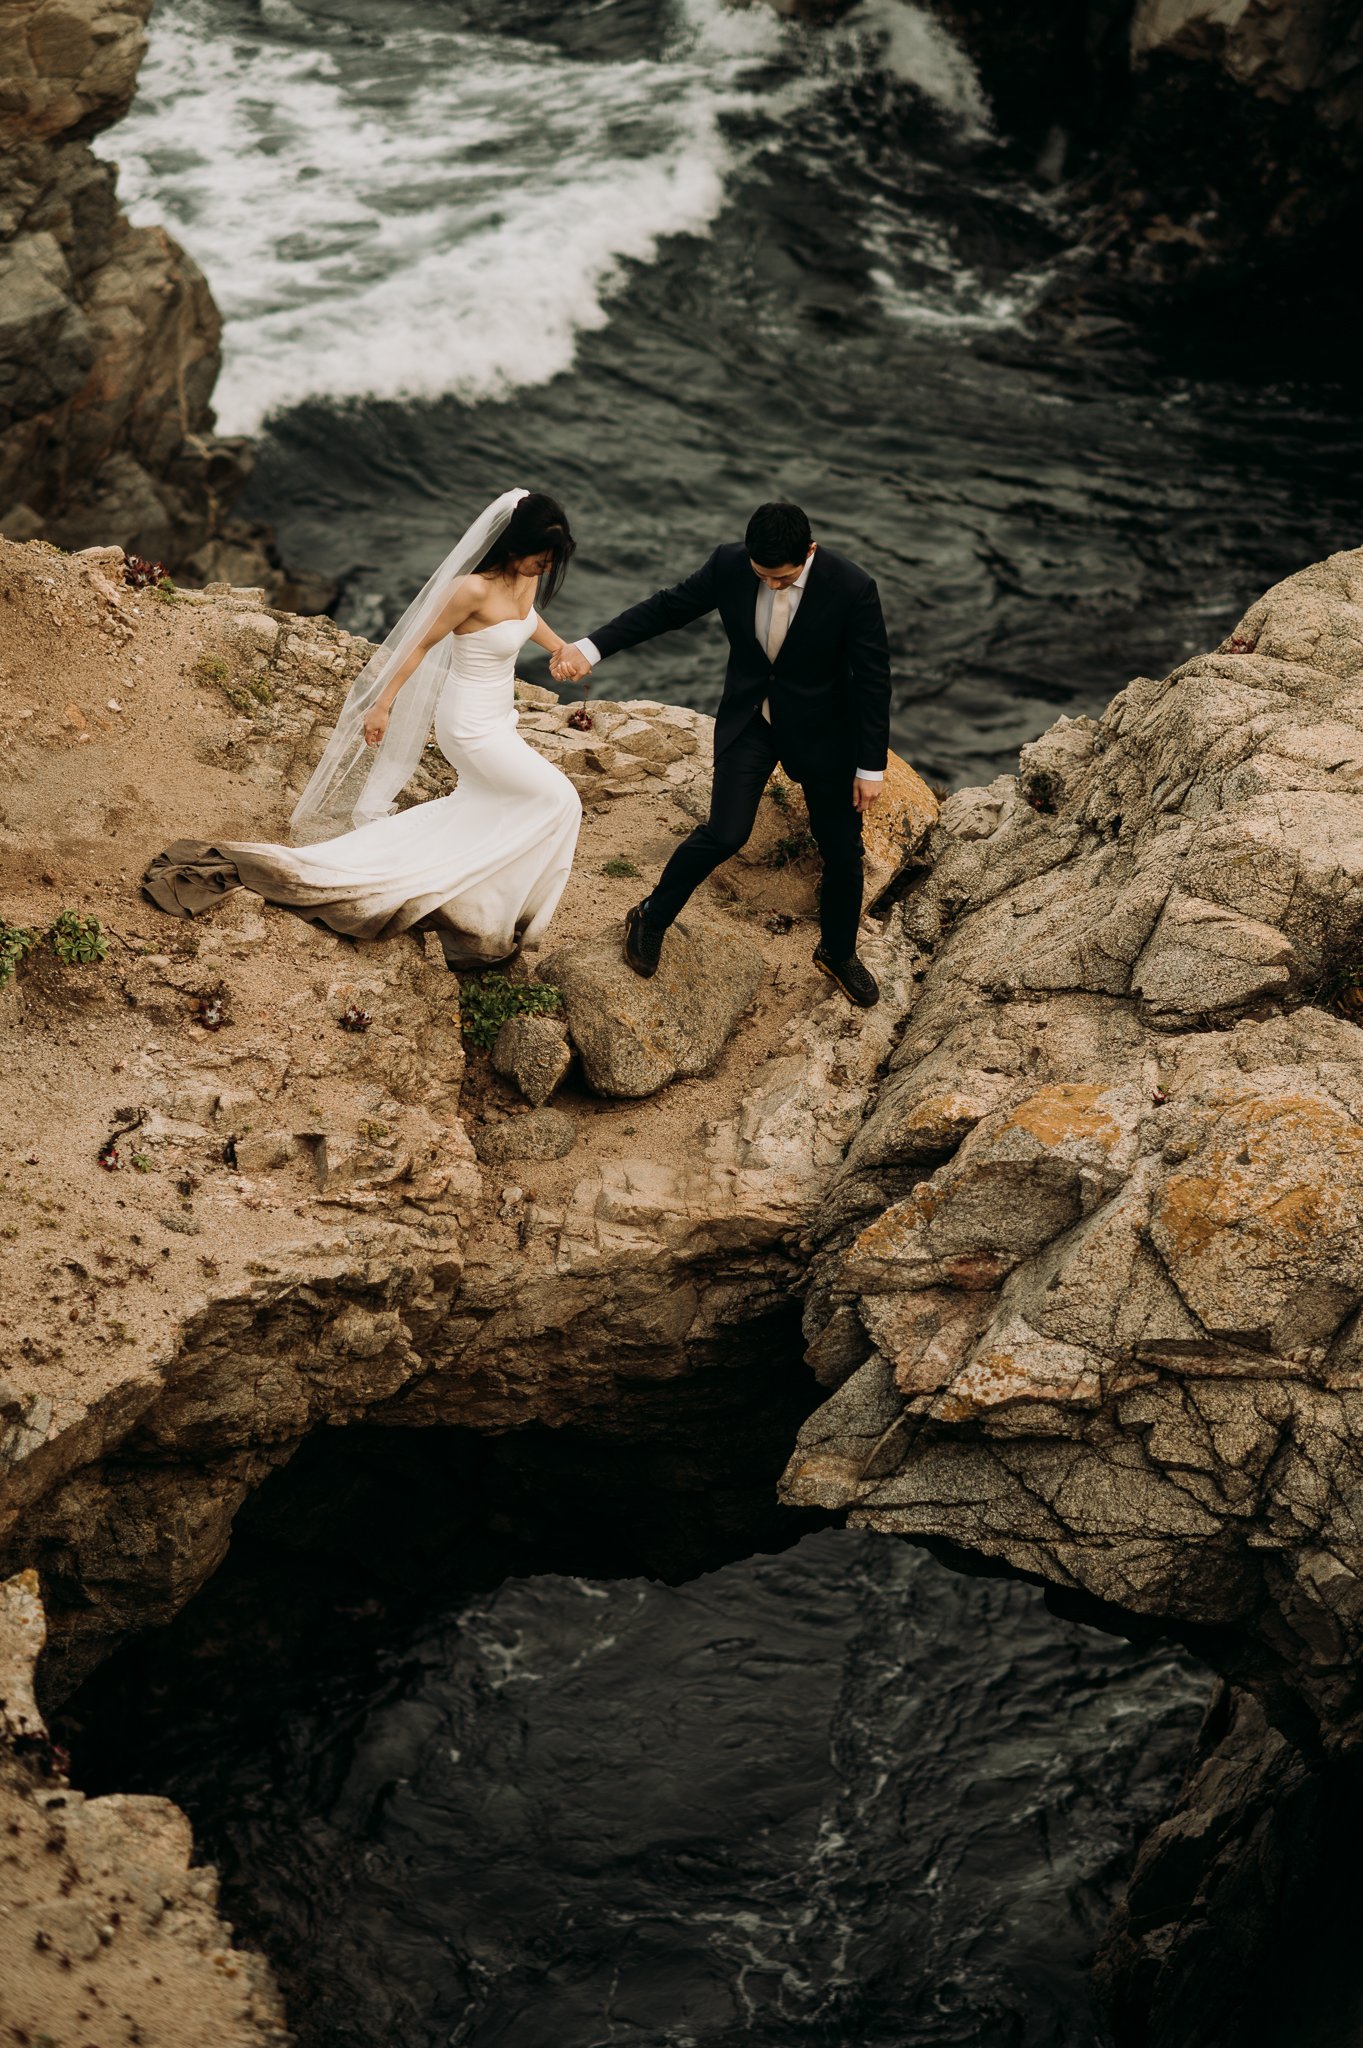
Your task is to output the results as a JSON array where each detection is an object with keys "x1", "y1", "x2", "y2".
[
  {"x1": 363, "y1": 703, "x2": 391, "y2": 747},
  {"x1": 551, "y1": 644, "x2": 590, "y2": 684},
  {"x1": 853, "y1": 777, "x2": 884, "y2": 813}
]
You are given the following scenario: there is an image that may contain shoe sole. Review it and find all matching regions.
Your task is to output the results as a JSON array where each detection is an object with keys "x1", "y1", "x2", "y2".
[
  {"x1": 815, "y1": 955, "x2": 879, "y2": 1008},
  {"x1": 624, "y1": 915, "x2": 659, "y2": 979}
]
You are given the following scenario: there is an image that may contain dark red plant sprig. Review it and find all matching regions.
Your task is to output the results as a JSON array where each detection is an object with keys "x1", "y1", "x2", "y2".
[
  {"x1": 566, "y1": 683, "x2": 593, "y2": 733},
  {"x1": 123, "y1": 554, "x2": 169, "y2": 590},
  {"x1": 192, "y1": 986, "x2": 232, "y2": 1030}
]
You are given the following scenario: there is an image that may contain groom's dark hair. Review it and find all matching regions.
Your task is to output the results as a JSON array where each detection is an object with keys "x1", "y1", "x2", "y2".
[{"x1": 746, "y1": 502, "x2": 811, "y2": 569}]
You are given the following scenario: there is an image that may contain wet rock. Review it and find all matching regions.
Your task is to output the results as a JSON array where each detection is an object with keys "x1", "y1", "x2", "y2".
[
  {"x1": 538, "y1": 923, "x2": 765, "y2": 1098},
  {"x1": 0, "y1": 0, "x2": 265, "y2": 571},
  {"x1": 492, "y1": 1012, "x2": 572, "y2": 1106}
]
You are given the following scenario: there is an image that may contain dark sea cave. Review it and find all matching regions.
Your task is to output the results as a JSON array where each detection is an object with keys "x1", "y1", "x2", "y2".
[{"x1": 60, "y1": 0, "x2": 1363, "y2": 2040}]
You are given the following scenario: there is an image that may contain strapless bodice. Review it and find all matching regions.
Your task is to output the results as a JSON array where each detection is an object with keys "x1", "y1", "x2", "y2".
[{"x1": 447, "y1": 607, "x2": 539, "y2": 687}]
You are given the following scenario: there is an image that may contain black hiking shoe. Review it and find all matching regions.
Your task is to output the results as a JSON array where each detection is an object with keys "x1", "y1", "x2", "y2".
[
  {"x1": 624, "y1": 900, "x2": 665, "y2": 978},
  {"x1": 814, "y1": 944, "x2": 879, "y2": 1008}
]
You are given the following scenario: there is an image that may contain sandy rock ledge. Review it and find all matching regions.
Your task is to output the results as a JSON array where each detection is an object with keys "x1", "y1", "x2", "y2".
[{"x1": 0, "y1": 1569, "x2": 287, "y2": 2046}]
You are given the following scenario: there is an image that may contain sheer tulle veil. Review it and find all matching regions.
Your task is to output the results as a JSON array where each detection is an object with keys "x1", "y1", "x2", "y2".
[{"x1": 289, "y1": 487, "x2": 528, "y2": 845}]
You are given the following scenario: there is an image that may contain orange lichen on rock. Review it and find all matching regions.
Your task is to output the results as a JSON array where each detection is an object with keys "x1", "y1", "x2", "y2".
[{"x1": 993, "y1": 1082, "x2": 1127, "y2": 1152}]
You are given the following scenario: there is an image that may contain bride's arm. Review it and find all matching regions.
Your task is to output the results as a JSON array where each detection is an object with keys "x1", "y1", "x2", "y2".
[
  {"x1": 528, "y1": 615, "x2": 573, "y2": 664},
  {"x1": 363, "y1": 580, "x2": 482, "y2": 744}
]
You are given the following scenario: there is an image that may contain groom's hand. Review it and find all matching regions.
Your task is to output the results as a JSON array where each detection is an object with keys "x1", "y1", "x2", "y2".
[
  {"x1": 552, "y1": 646, "x2": 590, "y2": 683},
  {"x1": 853, "y1": 777, "x2": 883, "y2": 813}
]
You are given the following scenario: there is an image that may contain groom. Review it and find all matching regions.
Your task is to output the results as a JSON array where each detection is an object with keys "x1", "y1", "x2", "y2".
[{"x1": 552, "y1": 502, "x2": 891, "y2": 1007}]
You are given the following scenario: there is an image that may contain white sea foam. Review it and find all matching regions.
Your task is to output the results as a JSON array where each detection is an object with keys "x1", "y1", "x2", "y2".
[
  {"x1": 101, "y1": 0, "x2": 1000, "y2": 429},
  {"x1": 845, "y1": 0, "x2": 992, "y2": 140},
  {"x1": 101, "y1": 0, "x2": 787, "y2": 432}
]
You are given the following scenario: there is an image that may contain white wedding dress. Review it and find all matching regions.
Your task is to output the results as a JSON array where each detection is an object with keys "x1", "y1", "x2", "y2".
[{"x1": 144, "y1": 606, "x2": 582, "y2": 961}]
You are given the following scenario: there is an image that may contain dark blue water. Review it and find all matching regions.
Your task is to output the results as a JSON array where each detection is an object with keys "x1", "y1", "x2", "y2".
[
  {"x1": 107, "y1": 0, "x2": 1363, "y2": 788},
  {"x1": 79, "y1": 1528, "x2": 1205, "y2": 2047},
  {"x1": 87, "y1": 1, "x2": 1351, "y2": 2035}
]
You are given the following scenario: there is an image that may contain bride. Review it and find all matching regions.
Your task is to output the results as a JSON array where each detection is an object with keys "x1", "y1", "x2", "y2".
[{"x1": 143, "y1": 490, "x2": 584, "y2": 964}]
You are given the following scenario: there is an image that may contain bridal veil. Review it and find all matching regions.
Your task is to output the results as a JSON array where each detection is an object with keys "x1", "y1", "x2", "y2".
[{"x1": 289, "y1": 486, "x2": 528, "y2": 844}]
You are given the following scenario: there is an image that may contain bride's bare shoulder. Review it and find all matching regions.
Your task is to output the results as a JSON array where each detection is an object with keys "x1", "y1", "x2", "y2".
[{"x1": 438, "y1": 573, "x2": 488, "y2": 621}]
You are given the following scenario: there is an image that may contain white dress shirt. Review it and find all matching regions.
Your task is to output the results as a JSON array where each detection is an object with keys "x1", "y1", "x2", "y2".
[{"x1": 572, "y1": 544, "x2": 884, "y2": 780}]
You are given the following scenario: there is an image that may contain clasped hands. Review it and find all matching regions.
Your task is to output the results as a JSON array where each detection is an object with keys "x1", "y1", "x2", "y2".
[
  {"x1": 548, "y1": 643, "x2": 881, "y2": 810},
  {"x1": 550, "y1": 644, "x2": 591, "y2": 684}
]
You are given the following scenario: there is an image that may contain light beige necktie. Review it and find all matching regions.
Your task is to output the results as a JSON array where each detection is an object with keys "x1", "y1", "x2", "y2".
[
  {"x1": 761, "y1": 585, "x2": 792, "y2": 726},
  {"x1": 766, "y1": 583, "x2": 792, "y2": 663}
]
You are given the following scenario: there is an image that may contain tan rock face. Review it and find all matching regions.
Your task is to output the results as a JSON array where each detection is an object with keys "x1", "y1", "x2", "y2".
[
  {"x1": 491, "y1": 1011, "x2": 572, "y2": 1105},
  {"x1": 0, "y1": 0, "x2": 249, "y2": 564},
  {"x1": 0, "y1": 1, "x2": 151, "y2": 148},
  {"x1": 538, "y1": 924, "x2": 766, "y2": 1098},
  {"x1": 784, "y1": 546, "x2": 1363, "y2": 1751},
  {"x1": 0, "y1": 535, "x2": 933, "y2": 1712},
  {"x1": 0, "y1": 1571, "x2": 288, "y2": 2046}
]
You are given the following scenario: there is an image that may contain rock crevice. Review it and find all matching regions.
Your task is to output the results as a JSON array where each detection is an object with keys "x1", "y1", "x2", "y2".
[{"x1": 783, "y1": 545, "x2": 1363, "y2": 1760}]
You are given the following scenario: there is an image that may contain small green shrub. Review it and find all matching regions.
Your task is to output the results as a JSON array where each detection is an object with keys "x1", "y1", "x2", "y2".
[
  {"x1": 459, "y1": 971, "x2": 563, "y2": 1053},
  {"x1": 766, "y1": 829, "x2": 817, "y2": 869},
  {"x1": 0, "y1": 921, "x2": 40, "y2": 988},
  {"x1": 48, "y1": 909, "x2": 108, "y2": 967},
  {"x1": 1309, "y1": 963, "x2": 1363, "y2": 1023},
  {"x1": 602, "y1": 856, "x2": 640, "y2": 879},
  {"x1": 192, "y1": 652, "x2": 274, "y2": 711},
  {"x1": 767, "y1": 778, "x2": 793, "y2": 812}
]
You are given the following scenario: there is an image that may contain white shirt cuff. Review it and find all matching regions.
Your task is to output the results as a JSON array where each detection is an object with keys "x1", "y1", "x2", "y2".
[
  {"x1": 855, "y1": 767, "x2": 884, "y2": 781},
  {"x1": 574, "y1": 638, "x2": 602, "y2": 668}
]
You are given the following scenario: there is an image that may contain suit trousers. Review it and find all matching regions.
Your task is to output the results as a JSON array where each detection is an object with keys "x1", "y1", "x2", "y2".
[{"x1": 645, "y1": 714, "x2": 864, "y2": 958}]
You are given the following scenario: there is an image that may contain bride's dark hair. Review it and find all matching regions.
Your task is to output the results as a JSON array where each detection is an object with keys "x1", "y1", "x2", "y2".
[{"x1": 476, "y1": 491, "x2": 575, "y2": 606}]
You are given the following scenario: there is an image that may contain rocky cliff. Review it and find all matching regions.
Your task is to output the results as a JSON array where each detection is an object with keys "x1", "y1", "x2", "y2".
[
  {"x1": 0, "y1": 1, "x2": 322, "y2": 598},
  {"x1": 14, "y1": 531, "x2": 1363, "y2": 2041},
  {"x1": 0, "y1": 525, "x2": 941, "y2": 2031},
  {"x1": 781, "y1": 543, "x2": 1363, "y2": 2039},
  {"x1": 0, "y1": 531, "x2": 937, "y2": 1696},
  {"x1": 932, "y1": 0, "x2": 1363, "y2": 346},
  {"x1": 0, "y1": 1569, "x2": 287, "y2": 2046}
]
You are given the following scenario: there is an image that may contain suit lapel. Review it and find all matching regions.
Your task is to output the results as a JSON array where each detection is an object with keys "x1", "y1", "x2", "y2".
[
  {"x1": 726, "y1": 552, "x2": 767, "y2": 662},
  {"x1": 774, "y1": 546, "x2": 831, "y2": 669}
]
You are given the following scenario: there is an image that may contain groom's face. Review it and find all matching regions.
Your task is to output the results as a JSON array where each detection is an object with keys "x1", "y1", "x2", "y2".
[{"x1": 749, "y1": 547, "x2": 812, "y2": 591}]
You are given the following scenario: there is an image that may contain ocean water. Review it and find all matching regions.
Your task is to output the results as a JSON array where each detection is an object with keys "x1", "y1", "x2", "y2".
[
  {"x1": 102, "y1": 0, "x2": 1363, "y2": 785},
  {"x1": 80, "y1": 3, "x2": 1362, "y2": 2037},
  {"x1": 71, "y1": 1524, "x2": 1208, "y2": 2048}
]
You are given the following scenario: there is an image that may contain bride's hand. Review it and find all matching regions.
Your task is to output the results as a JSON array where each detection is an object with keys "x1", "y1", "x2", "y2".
[
  {"x1": 551, "y1": 645, "x2": 589, "y2": 684},
  {"x1": 363, "y1": 704, "x2": 391, "y2": 747}
]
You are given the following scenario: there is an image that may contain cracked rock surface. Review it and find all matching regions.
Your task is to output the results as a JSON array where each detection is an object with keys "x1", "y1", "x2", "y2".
[
  {"x1": 783, "y1": 546, "x2": 1363, "y2": 1752},
  {"x1": 0, "y1": 534, "x2": 930, "y2": 1707},
  {"x1": 0, "y1": 1, "x2": 254, "y2": 567}
]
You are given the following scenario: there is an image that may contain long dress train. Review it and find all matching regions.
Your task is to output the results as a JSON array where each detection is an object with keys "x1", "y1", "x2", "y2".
[{"x1": 143, "y1": 609, "x2": 581, "y2": 960}]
